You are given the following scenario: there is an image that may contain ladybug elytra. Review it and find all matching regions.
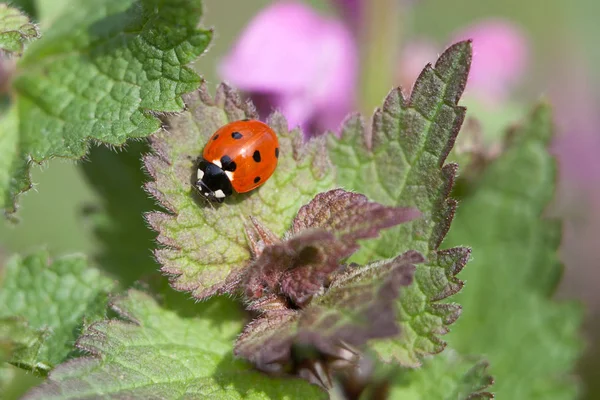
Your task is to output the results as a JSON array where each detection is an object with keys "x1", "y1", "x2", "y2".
[{"x1": 195, "y1": 119, "x2": 279, "y2": 202}]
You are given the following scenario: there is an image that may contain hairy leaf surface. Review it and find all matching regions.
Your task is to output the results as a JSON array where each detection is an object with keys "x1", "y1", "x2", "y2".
[
  {"x1": 0, "y1": 3, "x2": 39, "y2": 55},
  {"x1": 145, "y1": 83, "x2": 335, "y2": 299},
  {"x1": 0, "y1": 251, "x2": 114, "y2": 372},
  {"x1": 391, "y1": 352, "x2": 494, "y2": 399},
  {"x1": 24, "y1": 290, "x2": 326, "y2": 399},
  {"x1": 1, "y1": 0, "x2": 211, "y2": 214},
  {"x1": 328, "y1": 41, "x2": 472, "y2": 364}
]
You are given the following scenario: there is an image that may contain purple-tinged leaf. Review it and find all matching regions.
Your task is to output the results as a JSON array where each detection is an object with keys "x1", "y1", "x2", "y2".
[
  {"x1": 235, "y1": 310, "x2": 299, "y2": 373},
  {"x1": 245, "y1": 216, "x2": 281, "y2": 258},
  {"x1": 242, "y1": 189, "x2": 420, "y2": 308},
  {"x1": 235, "y1": 251, "x2": 422, "y2": 375},
  {"x1": 292, "y1": 188, "x2": 421, "y2": 251},
  {"x1": 242, "y1": 229, "x2": 338, "y2": 305}
]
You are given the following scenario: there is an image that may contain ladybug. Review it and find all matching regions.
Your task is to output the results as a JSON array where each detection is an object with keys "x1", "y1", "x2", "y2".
[{"x1": 195, "y1": 119, "x2": 279, "y2": 202}]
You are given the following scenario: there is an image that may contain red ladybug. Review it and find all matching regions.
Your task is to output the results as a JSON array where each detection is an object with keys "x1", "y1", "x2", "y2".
[{"x1": 195, "y1": 119, "x2": 279, "y2": 202}]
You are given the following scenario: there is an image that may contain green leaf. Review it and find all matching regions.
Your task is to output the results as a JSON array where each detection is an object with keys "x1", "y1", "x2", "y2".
[
  {"x1": 1, "y1": 0, "x2": 211, "y2": 215},
  {"x1": 4, "y1": 1, "x2": 37, "y2": 21},
  {"x1": 0, "y1": 3, "x2": 39, "y2": 55},
  {"x1": 390, "y1": 352, "x2": 493, "y2": 399},
  {"x1": 0, "y1": 317, "x2": 46, "y2": 366},
  {"x1": 444, "y1": 104, "x2": 583, "y2": 399},
  {"x1": 0, "y1": 250, "x2": 114, "y2": 372},
  {"x1": 0, "y1": 317, "x2": 48, "y2": 397},
  {"x1": 36, "y1": 0, "x2": 72, "y2": 28},
  {"x1": 0, "y1": 364, "x2": 43, "y2": 400},
  {"x1": 24, "y1": 289, "x2": 326, "y2": 399},
  {"x1": 0, "y1": 106, "x2": 28, "y2": 220},
  {"x1": 327, "y1": 41, "x2": 472, "y2": 364},
  {"x1": 80, "y1": 141, "x2": 158, "y2": 286},
  {"x1": 460, "y1": 97, "x2": 527, "y2": 146},
  {"x1": 144, "y1": 83, "x2": 335, "y2": 299}
]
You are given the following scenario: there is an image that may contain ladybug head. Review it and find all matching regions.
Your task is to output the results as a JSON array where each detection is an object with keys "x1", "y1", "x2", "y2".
[{"x1": 195, "y1": 159, "x2": 233, "y2": 203}]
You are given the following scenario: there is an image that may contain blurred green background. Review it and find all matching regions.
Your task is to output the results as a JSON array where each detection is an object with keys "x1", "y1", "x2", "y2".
[{"x1": 2, "y1": 0, "x2": 599, "y2": 398}]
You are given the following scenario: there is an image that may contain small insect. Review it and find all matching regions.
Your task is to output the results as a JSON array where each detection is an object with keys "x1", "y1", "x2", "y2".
[{"x1": 195, "y1": 119, "x2": 279, "y2": 203}]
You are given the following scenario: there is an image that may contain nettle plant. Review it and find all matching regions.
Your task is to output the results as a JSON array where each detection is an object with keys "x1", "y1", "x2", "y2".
[{"x1": 0, "y1": 1, "x2": 583, "y2": 399}]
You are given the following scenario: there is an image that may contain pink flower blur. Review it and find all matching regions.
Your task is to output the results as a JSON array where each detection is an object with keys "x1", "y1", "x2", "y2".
[
  {"x1": 219, "y1": 1, "x2": 357, "y2": 137},
  {"x1": 452, "y1": 19, "x2": 529, "y2": 104},
  {"x1": 397, "y1": 20, "x2": 528, "y2": 105}
]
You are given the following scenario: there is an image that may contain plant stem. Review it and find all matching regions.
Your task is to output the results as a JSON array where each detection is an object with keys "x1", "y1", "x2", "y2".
[{"x1": 358, "y1": 0, "x2": 404, "y2": 116}]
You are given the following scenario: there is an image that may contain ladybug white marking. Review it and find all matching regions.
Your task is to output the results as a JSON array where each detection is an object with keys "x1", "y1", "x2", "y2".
[
  {"x1": 214, "y1": 189, "x2": 226, "y2": 199},
  {"x1": 225, "y1": 171, "x2": 234, "y2": 181},
  {"x1": 197, "y1": 169, "x2": 204, "y2": 180},
  {"x1": 212, "y1": 159, "x2": 222, "y2": 168}
]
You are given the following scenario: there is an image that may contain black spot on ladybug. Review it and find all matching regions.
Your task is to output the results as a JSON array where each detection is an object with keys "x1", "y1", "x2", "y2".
[
  {"x1": 275, "y1": 147, "x2": 279, "y2": 158},
  {"x1": 231, "y1": 131, "x2": 243, "y2": 139},
  {"x1": 242, "y1": 118, "x2": 250, "y2": 121},
  {"x1": 220, "y1": 155, "x2": 237, "y2": 172},
  {"x1": 254, "y1": 176, "x2": 261, "y2": 184},
  {"x1": 252, "y1": 150, "x2": 261, "y2": 163},
  {"x1": 212, "y1": 134, "x2": 219, "y2": 141}
]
